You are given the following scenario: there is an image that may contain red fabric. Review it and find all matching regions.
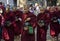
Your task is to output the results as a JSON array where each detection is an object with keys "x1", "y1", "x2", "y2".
[
  {"x1": 50, "y1": 30, "x2": 55, "y2": 37},
  {"x1": 0, "y1": 15, "x2": 2, "y2": 25},
  {"x1": 12, "y1": 10, "x2": 23, "y2": 35},
  {"x1": 2, "y1": 28, "x2": 9, "y2": 40},
  {"x1": 4, "y1": 11, "x2": 15, "y2": 41}
]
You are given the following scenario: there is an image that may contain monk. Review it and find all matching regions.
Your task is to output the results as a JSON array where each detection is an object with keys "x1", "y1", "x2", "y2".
[
  {"x1": 12, "y1": 7, "x2": 23, "y2": 36},
  {"x1": 37, "y1": 8, "x2": 48, "y2": 41},
  {"x1": 21, "y1": 6, "x2": 36, "y2": 41},
  {"x1": 49, "y1": 7, "x2": 59, "y2": 41},
  {"x1": 3, "y1": 5, "x2": 15, "y2": 41}
]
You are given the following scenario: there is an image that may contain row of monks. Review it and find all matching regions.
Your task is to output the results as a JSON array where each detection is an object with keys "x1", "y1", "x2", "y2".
[{"x1": 0, "y1": 3, "x2": 60, "y2": 41}]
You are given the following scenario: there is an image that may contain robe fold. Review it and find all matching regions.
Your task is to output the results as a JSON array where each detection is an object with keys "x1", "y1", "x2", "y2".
[
  {"x1": 12, "y1": 10, "x2": 23, "y2": 36},
  {"x1": 50, "y1": 11, "x2": 59, "y2": 37}
]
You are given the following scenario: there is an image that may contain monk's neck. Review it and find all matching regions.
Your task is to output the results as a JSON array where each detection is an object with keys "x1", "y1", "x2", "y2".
[{"x1": 40, "y1": 12, "x2": 45, "y2": 14}]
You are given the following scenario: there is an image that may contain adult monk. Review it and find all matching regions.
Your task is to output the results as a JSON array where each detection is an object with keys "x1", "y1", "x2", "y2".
[
  {"x1": 12, "y1": 7, "x2": 23, "y2": 40},
  {"x1": 21, "y1": 6, "x2": 36, "y2": 41},
  {"x1": 37, "y1": 8, "x2": 48, "y2": 41},
  {"x1": 3, "y1": 5, "x2": 15, "y2": 41},
  {"x1": 49, "y1": 7, "x2": 59, "y2": 41}
]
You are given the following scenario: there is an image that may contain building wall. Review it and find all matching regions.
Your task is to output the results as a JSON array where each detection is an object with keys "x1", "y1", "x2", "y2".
[
  {"x1": 17, "y1": 0, "x2": 27, "y2": 7},
  {"x1": 17, "y1": 0, "x2": 47, "y2": 8}
]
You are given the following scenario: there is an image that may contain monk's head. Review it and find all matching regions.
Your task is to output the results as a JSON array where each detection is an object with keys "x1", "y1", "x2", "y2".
[
  {"x1": 12, "y1": 6, "x2": 17, "y2": 11},
  {"x1": 23, "y1": 5, "x2": 29, "y2": 13},
  {"x1": 40, "y1": 7, "x2": 45, "y2": 13},
  {"x1": 0, "y1": 8, "x2": 3, "y2": 14},
  {"x1": 6, "y1": 5, "x2": 10, "y2": 13},
  {"x1": 46, "y1": 6, "x2": 51, "y2": 11},
  {"x1": 49, "y1": 7, "x2": 55, "y2": 12}
]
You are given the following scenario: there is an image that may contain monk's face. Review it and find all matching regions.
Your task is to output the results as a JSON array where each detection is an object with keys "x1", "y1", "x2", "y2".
[
  {"x1": 13, "y1": 7, "x2": 16, "y2": 11},
  {"x1": 23, "y1": 9, "x2": 29, "y2": 13},
  {"x1": 0, "y1": 9, "x2": 3, "y2": 14},
  {"x1": 23, "y1": 6, "x2": 29, "y2": 13},
  {"x1": 6, "y1": 7, "x2": 10, "y2": 12},
  {"x1": 40, "y1": 9, "x2": 45, "y2": 13},
  {"x1": 49, "y1": 7, "x2": 54, "y2": 12}
]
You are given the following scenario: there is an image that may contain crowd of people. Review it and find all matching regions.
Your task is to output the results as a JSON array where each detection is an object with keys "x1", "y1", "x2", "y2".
[{"x1": 0, "y1": 2, "x2": 60, "y2": 41}]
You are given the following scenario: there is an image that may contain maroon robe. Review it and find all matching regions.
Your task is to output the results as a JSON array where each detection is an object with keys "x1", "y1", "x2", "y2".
[
  {"x1": 0, "y1": 14, "x2": 4, "y2": 40},
  {"x1": 37, "y1": 12, "x2": 48, "y2": 41},
  {"x1": 50, "y1": 11, "x2": 59, "y2": 37},
  {"x1": 57, "y1": 10, "x2": 60, "y2": 34},
  {"x1": 3, "y1": 11, "x2": 15, "y2": 41},
  {"x1": 21, "y1": 11, "x2": 36, "y2": 41},
  {"x1": 12, "y1": 10, "x2": 23, "y2": 36},
  {"x1": 45, "y1": 10, "x2": 50, "y2": 25}
]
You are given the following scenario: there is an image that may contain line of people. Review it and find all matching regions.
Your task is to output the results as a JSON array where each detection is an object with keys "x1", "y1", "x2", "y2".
[{"x1": 0, "y1": 3, "x2": 60, "y2": 41}]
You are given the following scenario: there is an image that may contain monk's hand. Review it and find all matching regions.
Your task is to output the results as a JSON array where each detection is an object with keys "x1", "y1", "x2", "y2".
[
  {"x1": 24, "y1": 26, "x2": 28, "y2": 30},
  {"x1": 7, "y1": 22, "x2": 12, "y2": 26},
  {"x1": 38, "y1": 23, "x2": 43, "y2": 27},
  {"x1": 18, "y1": 18, "x2": 22, "y2": 21},
  {"x1": 25, "y1": 18, "x2": 31, "y2": 22}
]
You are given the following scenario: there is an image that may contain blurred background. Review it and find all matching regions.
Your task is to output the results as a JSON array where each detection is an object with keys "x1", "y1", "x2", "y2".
[{"x1": 0, "y1": 0, "x2": 60, "y2": 8}]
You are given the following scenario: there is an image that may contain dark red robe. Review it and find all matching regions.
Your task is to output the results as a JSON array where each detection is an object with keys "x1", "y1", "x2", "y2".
[
  {"x1": 57, "y1": 10, "x2": 60, "y2": 34},
  {"x1": 12, "y1": 10, "x2": 23, "y2": 36},
  {"x1": 50, "y1": 11, "x2": 59, "y2": 37},
  {"x1": 37, "y1": 12, "x2": 48, "y2": 41},
  {"x1": 45, "y1": 10, "x2": 50, "y2": 25},
  {"x1": 21, "y1": 11, "x2": 36, "y2": 41},
  {"x1": 3, "y1": 11, "x2": 15, "y2": 41},
  {"x1": 0, "y1": 14, "x2": 4, "y2": 40}
]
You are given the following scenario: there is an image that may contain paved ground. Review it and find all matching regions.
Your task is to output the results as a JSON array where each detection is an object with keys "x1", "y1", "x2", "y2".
[{"x1": 1, "y1": 37, "x2": 60, "y2": 41}]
